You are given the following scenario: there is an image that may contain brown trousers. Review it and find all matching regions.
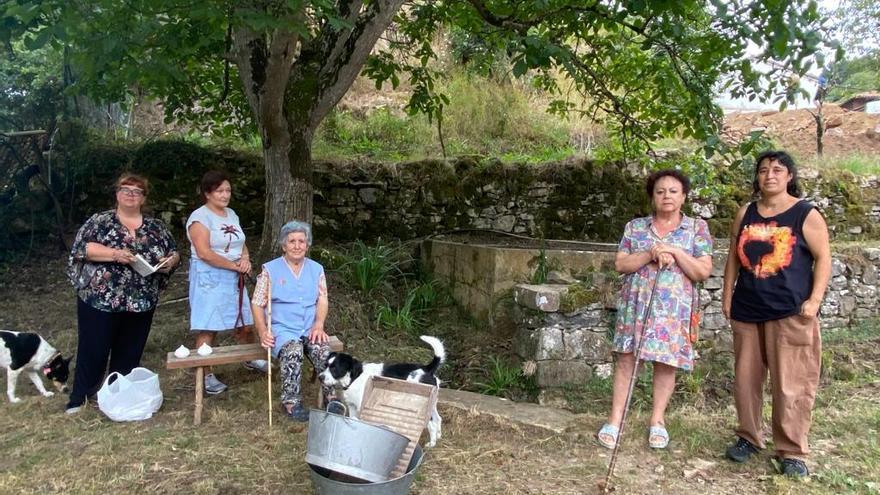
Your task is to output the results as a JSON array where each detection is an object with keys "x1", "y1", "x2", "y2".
[{"x1": 731, "y1": 314, "x2": 821, "y2": 459}]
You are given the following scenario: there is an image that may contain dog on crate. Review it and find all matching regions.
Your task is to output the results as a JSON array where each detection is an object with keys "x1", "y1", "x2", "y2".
[
  {"x1": 319, "y1": 335, "x2": 445, "y2": 447},
  {"x1": 1, "y1": 330, "x2": 71, "y2": 403}
]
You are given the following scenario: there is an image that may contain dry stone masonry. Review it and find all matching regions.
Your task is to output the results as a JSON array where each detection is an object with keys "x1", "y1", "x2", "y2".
[{"x1": 513, "y1": 247, "x2": 880, "y2": 389}]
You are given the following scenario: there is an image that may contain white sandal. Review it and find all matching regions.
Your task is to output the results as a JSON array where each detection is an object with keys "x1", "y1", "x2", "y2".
[
  {"x1": 597, "y1": 423, "x2": 620, "y2": 449},
  {"x1": 649, "y1": 424, "x2": 669, "y2": 449}
]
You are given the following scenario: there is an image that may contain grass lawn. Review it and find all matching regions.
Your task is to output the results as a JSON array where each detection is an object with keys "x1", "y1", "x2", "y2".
[{"x1": 0, "y1": 255, "x2": 878, "y2": 494}]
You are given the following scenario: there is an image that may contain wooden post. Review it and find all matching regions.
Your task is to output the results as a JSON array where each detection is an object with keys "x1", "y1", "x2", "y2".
[
  {"x1": 194, "y1": 366, "x2": 204, "y2": 425},
  {"x1": 267, "y1": 280, "x2": 273, "y2": 427}
]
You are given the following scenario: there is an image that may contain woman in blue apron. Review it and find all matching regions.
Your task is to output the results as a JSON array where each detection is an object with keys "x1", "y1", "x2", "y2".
[
  {"x1": 252, "y1": 220, "x2": 335, "y2": 422},
  {"x1": 187, "y1": 170, "x2": 265, "y2": 395}
]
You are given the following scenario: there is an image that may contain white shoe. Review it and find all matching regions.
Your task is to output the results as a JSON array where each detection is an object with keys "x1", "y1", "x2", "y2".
[{"x1": 244, "y1": 359, "x2": 269, "y2": 373}]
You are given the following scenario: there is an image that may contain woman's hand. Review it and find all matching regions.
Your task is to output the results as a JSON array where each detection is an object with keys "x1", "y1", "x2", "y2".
[
  {"x1": 258, "y1": 328, "x2": 275, "y2": 349},
  {"x1": 308, "y1": 324, "x2": 329, "y2": 344},
  {"x1": 722, "y1": 295, "x2": 732, "y2": 320},
  {"x1": 800, "y1": 297, "x2": 821, "y2": 318},
  {"x1": 236, "y1": 257, "x2": 252, "y2": 274},
  {"x1": 657, "y1": 252, "x2": 675, "y2": 269},
  {"x1": 650, "y1": 243, "x2": 678, "y2": 269},
  {"x1": 112, "y1": 248, "x2": 135, "y2": 265},
  {"x1": 157, "y1": 252, "x2": 179, "y2": 273}
]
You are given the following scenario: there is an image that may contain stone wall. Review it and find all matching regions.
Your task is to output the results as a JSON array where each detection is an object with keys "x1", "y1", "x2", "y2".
[
  {"x1": 312, "y1": 158, "x2": 649, "y2": 243},
  {"x1": 311, "y1": 159, "x2": 880, "y2": 243},
  {"x1": 14, "y1": 137, "x2": 878, "y2": 253},
  {"x1": 513, "y1": 246, "x2": 880, "y2": 389},
  {"x1": 422, "y1": 238, "x2": 616, "y2": 324}
]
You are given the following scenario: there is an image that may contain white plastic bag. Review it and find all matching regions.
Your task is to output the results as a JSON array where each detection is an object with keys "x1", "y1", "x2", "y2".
[{"x1": 97, "y1": 367, "x2": 164, "y2": 421}]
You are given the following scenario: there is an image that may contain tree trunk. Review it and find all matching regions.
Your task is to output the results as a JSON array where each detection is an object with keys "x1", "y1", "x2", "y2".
[
  {"x1": 230, "y1": 27, "x2": 302, "y2": 261},
  {"x1": 258, "y1": 126, "x2": 314, "y2": 260}
]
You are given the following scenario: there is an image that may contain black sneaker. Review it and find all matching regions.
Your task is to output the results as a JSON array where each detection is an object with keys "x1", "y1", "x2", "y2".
[
  {"x1": 280, "y1": 402, "x2": 310, "y2": 422},
  {"x1": 782, "y1": 458, "x2": 809, "y2": 477},
  {"x1": 726, "y1": 437, "x2": 760, "y2": 463}
]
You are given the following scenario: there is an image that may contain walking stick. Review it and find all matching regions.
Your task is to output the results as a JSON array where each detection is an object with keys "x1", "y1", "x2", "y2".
[
  {"x1": 600, "y1": 266, "x2": 665, "y2": 494},
  {"x1": 266, "y1": 279, "x2": 273, "y2": 428}
]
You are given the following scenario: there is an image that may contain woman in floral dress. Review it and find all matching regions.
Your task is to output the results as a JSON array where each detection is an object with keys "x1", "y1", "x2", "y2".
[
  {"x1": 597, "y1": 169, "x2": 713, "y2": 449},
  {"x1": 66, "y1": 172, "x2": 180, "y2": 414}
]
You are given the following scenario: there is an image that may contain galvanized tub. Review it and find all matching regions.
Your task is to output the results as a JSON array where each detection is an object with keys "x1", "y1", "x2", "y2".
[
  {"x1": 309, "y1": 445, "x2": 424, "y2": 495},
  {"x1": 306, "y1": 408, "x2": 410, "y2": 483}
]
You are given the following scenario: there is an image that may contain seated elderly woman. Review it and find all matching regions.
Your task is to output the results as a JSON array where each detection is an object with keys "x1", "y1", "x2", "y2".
[{"x1": 252, "y1": 220, "x2": 335, "y2": 422}]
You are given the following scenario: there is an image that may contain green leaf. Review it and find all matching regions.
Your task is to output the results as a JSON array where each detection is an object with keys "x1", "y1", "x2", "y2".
[{"x1": 512, "y1": 58, "x2": 528, "y2": 77}]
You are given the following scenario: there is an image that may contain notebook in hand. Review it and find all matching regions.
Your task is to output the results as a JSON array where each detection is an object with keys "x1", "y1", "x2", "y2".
[{"x1": 131, "y1": 254, "x2": 171, "y2": 277}]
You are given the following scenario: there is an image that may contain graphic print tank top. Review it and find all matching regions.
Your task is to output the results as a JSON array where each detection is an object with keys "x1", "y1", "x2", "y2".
[{"x1": 731, "y1": 200, "x2": 817, "y2": 322}]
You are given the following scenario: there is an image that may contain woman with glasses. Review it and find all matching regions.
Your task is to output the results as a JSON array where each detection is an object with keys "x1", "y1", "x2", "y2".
[{"x1": 65, "y1": 172, "x2": 180, "y2": 414}]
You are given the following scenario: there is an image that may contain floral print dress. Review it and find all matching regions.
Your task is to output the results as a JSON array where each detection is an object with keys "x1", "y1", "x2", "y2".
[
  {"x1": 612, "y1": 215, "x2": 713, "y2": 371},
  {"x1": 67, "y1": 210, "x2": 177, "y2": 312}
]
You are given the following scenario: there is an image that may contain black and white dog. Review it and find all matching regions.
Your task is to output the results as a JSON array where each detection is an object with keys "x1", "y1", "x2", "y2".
[
  {"x1": 1, "y1": 330, "x2": 71, "y2": 403},
  {"x1": 319, "y1": 335, "x2": 445, "y2": 447}
]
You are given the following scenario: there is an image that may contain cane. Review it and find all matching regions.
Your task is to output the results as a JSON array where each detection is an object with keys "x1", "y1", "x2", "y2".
[
  {"x1": 266, "y1": 279, "x2": 273, "y2": 428},
  {"x1": 600, "y1": 266, "x2": 665, "y2": 494}
]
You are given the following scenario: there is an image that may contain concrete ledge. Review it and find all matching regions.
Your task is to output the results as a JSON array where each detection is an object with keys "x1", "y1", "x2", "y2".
[
  {"x1": 439, "y1": 388, "x2": 577, "y2": 434},
  {"x1": 514, "y1": 284, "x2": 569, "y2": 312}
]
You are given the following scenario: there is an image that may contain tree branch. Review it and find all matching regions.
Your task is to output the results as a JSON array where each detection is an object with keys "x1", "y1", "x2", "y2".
[
  {"x1": 230, "y1": 23, "x2": 301, "y2": 143},
  {"x1": 304, "y1": 0, "x2": 406, "y2": 129}
]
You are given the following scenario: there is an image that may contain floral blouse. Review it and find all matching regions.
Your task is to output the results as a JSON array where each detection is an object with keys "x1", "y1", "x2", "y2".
[
  {"x1": 612, "y1": 215, "x2": 713, "y2": 371},
  {"x1": 67, "y1": 210, "x2": 178, "y2": 312}
]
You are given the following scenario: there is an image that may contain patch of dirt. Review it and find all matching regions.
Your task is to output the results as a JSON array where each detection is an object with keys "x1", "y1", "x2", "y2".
[{"x1": 722, "y1": 104, "x2": 880, "y2": 158}]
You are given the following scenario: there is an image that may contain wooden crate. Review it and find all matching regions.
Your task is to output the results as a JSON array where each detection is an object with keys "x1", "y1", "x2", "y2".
[{"x1": 358, "y1": 376, "x2": 438, "y2": 478}]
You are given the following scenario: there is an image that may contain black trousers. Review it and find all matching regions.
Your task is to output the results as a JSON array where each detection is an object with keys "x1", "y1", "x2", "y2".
[{"x1": 70, "y1": 298, "x2": 155, "y2": 403}]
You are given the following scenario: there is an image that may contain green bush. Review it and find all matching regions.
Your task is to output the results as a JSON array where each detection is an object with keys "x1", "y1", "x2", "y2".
[
  {"x1": 313, "y1": 70, "x2": 577, "y2": 163},
  {"x1": 315, "y1": 108, "x2": 433, "y2": 161},
  {"x1": 374, "y1": 279, "x2": 449, "y2": 335},
  {"x1": 406, "y1": 278, "x2": 448, "y2": 312},
  {"x1": 439, "y1": 71, "x2": 573, "y2": 159}
]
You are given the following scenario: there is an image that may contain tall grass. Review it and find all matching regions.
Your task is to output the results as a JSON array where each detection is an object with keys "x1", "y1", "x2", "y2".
[
  {"x1": 803, "y1": 153, "x2": 880, "y2": 176},
  {"x1": 314, "y1": 107, "x2": 433, "y2": 161},
  {"x1": 475, "y1": 356, "x2": 528, "y2": 398},
  {"x1": 375, "y1": 297, "x2": 426, "y2": 335},
  {"x1": 374, "y1": 279, "x2": 450, "y2": 335},
  {"x1": 340, "y1": 239, "x2": 408, "y2": 295},
  {"x1": 439, "y1": 72, "x2": 572, "y2": 157},
  {"x1": 312, "y1": 70, "x2": 579, "y2": 162},
  {"x1": 829, "y1": 154, "x2": 880, "y2": 176}
]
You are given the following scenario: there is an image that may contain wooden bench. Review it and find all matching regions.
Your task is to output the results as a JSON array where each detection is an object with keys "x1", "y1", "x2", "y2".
[{"x1": 166, "y1": 336, "x2": 344, "y2": 425}]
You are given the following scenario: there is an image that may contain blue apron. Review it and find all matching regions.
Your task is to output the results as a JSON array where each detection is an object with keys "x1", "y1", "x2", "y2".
[{"x1": 263, "y1": 257, "x2": 322, "y2": 357}]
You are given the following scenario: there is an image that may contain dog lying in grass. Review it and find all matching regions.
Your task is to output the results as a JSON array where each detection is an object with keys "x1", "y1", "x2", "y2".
[{"x1": 1, "y1": 330, "x2": 71, "y2": 403}]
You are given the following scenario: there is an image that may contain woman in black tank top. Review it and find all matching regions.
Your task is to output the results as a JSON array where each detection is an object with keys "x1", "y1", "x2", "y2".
[
  {"x1": 720, "y1": 150, "x2": 832, "y2": 477},
  {"x1": 723, "y1": 151, "x2": 831, "y2": 322}
]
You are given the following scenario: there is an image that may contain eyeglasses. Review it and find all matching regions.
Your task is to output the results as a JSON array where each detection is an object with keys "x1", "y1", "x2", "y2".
[{"x1": 118, "y1": 186, "x2": 145, "y2": 197}]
